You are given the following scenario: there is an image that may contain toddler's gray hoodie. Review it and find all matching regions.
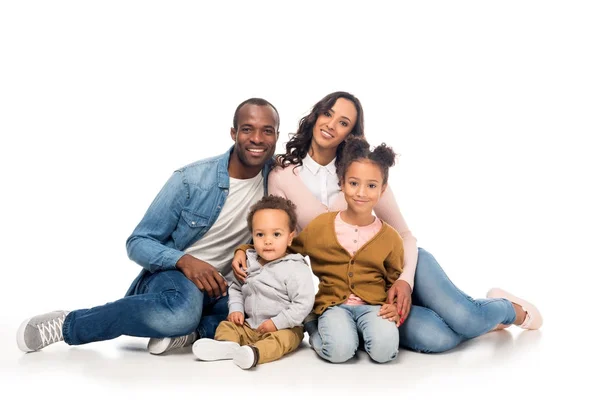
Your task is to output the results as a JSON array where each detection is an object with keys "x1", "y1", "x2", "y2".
[{"x1": 228, "y1": 250, "x2": 315, "y2": 330}]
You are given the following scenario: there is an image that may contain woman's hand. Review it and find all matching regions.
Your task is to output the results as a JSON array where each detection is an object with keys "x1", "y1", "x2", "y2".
[{"x1": 387, "y1": 279, "x2": 412, "y2": 326}]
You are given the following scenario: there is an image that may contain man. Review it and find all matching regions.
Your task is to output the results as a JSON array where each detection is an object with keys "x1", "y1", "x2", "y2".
[{"x1": 17, "y1": 98, "x2": 280, "y2": 355}]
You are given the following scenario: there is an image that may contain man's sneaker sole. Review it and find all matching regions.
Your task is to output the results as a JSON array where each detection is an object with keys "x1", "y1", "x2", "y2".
[
  {"x1": 147, "y1": 332, "x2": 198, "y2": 355},
  {"x1": 147, "y1": 338, "x2": 173, "y2": 355},
  {"x1": 16, "y1": 317, "x2": 36, "y2": 352},
  {"x1": 193, "y1": 339, "x2": 240, "y2": 361}
]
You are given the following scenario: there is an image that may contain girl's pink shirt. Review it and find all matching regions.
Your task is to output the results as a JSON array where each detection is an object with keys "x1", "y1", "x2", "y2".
[
  {"x1": 335, "y1": 212, "x2": 383, "y2": 305},
  {"x1": 268, "y1": 165, "x2": 417, "y2": 289}
]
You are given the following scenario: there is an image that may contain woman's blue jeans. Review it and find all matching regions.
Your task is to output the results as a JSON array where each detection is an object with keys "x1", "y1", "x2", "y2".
[
  {"x1": 62, "y1": 270, "x2": 228, "y2": 345},
  {"x1": 398, "y1": 248, "x2": 516, "y2": 353}
]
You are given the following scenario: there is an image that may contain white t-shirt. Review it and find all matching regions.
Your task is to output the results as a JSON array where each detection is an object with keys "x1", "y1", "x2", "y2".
[
  {"x1": 184, "y1": 172, "x2": 264, "y2": 283},
  {"x1": 297, "y1": 154, "x2": 339, "y2": 208}
]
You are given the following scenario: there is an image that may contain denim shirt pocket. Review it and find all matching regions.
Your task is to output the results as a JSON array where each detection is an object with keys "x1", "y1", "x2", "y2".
[
  {"x1": 176, "y1": 209, "x2": 210, "y2": 249},
  {"x1": 181, "y1": 209, "x2": 209, "y2": 228}
]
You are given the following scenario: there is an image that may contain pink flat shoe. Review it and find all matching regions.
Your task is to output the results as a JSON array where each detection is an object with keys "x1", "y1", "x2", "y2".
[{"x1": 486, "y1": 288, "x2": 543, "y2": 330}]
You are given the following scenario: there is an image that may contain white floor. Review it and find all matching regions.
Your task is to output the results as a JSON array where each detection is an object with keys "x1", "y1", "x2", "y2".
[
  {"x1": 2, "y1": 2, "x2": 598, "y2": 399},
  {"x1": 0, "y1": 311, "x2": 591, "y2": 400}
]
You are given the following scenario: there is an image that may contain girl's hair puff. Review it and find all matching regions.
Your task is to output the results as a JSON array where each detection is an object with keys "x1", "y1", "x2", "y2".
[{"x1": 337, "y1": 136, "x2": 397, "y2": 186}]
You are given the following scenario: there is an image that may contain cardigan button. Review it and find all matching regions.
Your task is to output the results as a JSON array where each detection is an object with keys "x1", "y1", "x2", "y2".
[
  {"x1": 350, "y1": 260, "x2": 355, "y2": 265},
  {"x1": 351, "y1": 284, "x2": 355, "y2": 289},
  {"x1": 348, "y1": 272, "x2": 353, "y2": 277},
  {"x1": 342, "y1": 295, "x2": 347, "y2": 299}
]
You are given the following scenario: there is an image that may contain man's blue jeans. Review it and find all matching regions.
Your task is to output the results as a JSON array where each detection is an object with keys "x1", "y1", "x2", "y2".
[
  {"x1": 310, "y1": 304, "x2": 399, "y2": 363},
  {"x1": 62, "y1": 270, "x2": 228, "y2": 345},
  {"x1": 398, "y1": 248, "x2": 517, "y2": 353}
]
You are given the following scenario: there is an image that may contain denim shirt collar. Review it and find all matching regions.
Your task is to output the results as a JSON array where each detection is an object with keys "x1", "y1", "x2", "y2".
[
  {"x1": 216, "y1": 147, "x2": 232, "y2": 188},
  {"x1": 217, "y1": 146, "x2": 274, "y2": 190}
]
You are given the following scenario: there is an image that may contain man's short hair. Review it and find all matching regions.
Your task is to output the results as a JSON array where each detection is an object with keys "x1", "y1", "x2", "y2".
[{"x1": 233, "y1": 98, "x2": 280, "y2": 130}]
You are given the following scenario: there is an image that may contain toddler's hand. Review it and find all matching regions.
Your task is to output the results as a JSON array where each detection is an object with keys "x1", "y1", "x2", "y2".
[
  {"x1": 256, "y1": 319, "x2": 277, "y2": 334},
  {"x1": 227, "y1": 312, "x2": 245, "y2": 326}
]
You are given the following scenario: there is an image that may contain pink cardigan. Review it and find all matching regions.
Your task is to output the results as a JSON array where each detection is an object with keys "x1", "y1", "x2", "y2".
[{"x1": 268, "y1": 165, "x2": 418, "y2": 289}]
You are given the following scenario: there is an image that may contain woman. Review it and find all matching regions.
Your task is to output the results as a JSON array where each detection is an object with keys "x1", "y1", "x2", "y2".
[{"x1": 233, "y1": 91, "x2": 542, "y2": 353}]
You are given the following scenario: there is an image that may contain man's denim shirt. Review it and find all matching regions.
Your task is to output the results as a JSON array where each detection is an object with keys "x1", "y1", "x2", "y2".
[{"x1": 124, "y1": 147, "x2": 272, "y2": 296}]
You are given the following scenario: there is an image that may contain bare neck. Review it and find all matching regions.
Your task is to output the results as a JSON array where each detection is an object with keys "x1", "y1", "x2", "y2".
[
  {"x1": 228, "y1": 153, "x2": 262, "y2": 179},
  {"x1": 309, "y1": 143, "x2": 336, "y2": 166}
]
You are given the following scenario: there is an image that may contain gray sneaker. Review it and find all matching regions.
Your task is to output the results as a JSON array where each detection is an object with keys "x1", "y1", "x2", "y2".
[
  {"x1": 16, "y1": 310, "x2": 69, "y2": 352},
  {"x1": 147, "y1": 332, "x2": 198, "y2": 355}
]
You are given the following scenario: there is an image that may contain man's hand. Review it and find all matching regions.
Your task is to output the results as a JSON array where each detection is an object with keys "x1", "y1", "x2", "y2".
[
  {"x1": 378, "y1": 303, "x2": 401, "y2": 326},
  {"x1": 176, "y1": 254, "x2": 227, "y2": 298},
  {"x1": 386, "y1": 279, "x2": 412, "y2": 326},
  {"x1": 231, "y1": 249, "x2": 248, "y2": 282},
  {"x1": 227, "y1": 312, "x2": 245, "y2": 326},
  {"x1": 256, "y1": 319, "x2": 277, "y2": 334}
]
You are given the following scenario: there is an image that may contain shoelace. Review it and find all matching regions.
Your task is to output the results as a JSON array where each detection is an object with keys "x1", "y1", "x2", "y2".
[
  {"x1": 37, "y1": 314, "x2": 66, "y2": 347},
  {"x1": 166, "y1": 334, "x2": 194, "y2": 351}
]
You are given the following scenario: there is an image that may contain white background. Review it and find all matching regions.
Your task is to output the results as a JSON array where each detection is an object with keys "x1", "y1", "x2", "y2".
[{"x1": 1, "y1": 1, "x2": 598, "y2": 399}]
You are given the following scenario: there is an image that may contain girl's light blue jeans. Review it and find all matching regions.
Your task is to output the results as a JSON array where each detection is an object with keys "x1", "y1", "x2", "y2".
[
  {"x1": 62, "y1": 270, "x2": 228, "y2": 345},
  {"x1": 310, "y1": 304, "x2": 399, "y2": 363},
  {"x1": 398, "y1": 248, "x2": 516, "y2": 353}
]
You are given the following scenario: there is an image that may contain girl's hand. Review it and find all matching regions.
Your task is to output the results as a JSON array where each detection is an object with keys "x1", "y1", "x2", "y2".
[
  {"x1": 227, "y1": 312, "x2": 245, "y2": 326},
  {"x1": 231, "y1": 250, "x2": 248, "y2": 282},
  {"x1": 378, "y1": 304, "x2": 400, "y2": 326}
]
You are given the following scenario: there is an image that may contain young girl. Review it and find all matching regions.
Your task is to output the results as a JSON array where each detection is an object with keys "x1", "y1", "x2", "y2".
[{"x1": 236, "y1": 136, "x2": 403, "y2": 363}]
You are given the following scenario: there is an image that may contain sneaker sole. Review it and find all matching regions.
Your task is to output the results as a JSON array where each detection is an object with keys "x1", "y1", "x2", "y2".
[
  {"x1": 193, "y1": 339, "x2": 240, "y2": 361},
  {"x1": 16, "y1": 318, "x2": 35, "y2": 352},
  {"x1": 233, "y1": 346, "x2": 255, "y2": 370},
  {"x1": 147, "y1": 338, "x2": 171, "y2": 355},
  {"x1": 487, "y1": 288, "x2": 543, "y2": 329}
]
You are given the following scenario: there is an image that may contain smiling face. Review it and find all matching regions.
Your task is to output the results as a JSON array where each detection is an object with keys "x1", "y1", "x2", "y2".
[
  {"x1": 251, "y1": 209, "x2": 295, "y2": 264},
  {"x1": 341, "y1": 160, "x2": 387, "y2": 217},
  {"x1": 311, "y1": 97, "x2": 358, "y2": 154},
  {"x1": 229, "y1": 104, "x2": 279, "y2": 178}
]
